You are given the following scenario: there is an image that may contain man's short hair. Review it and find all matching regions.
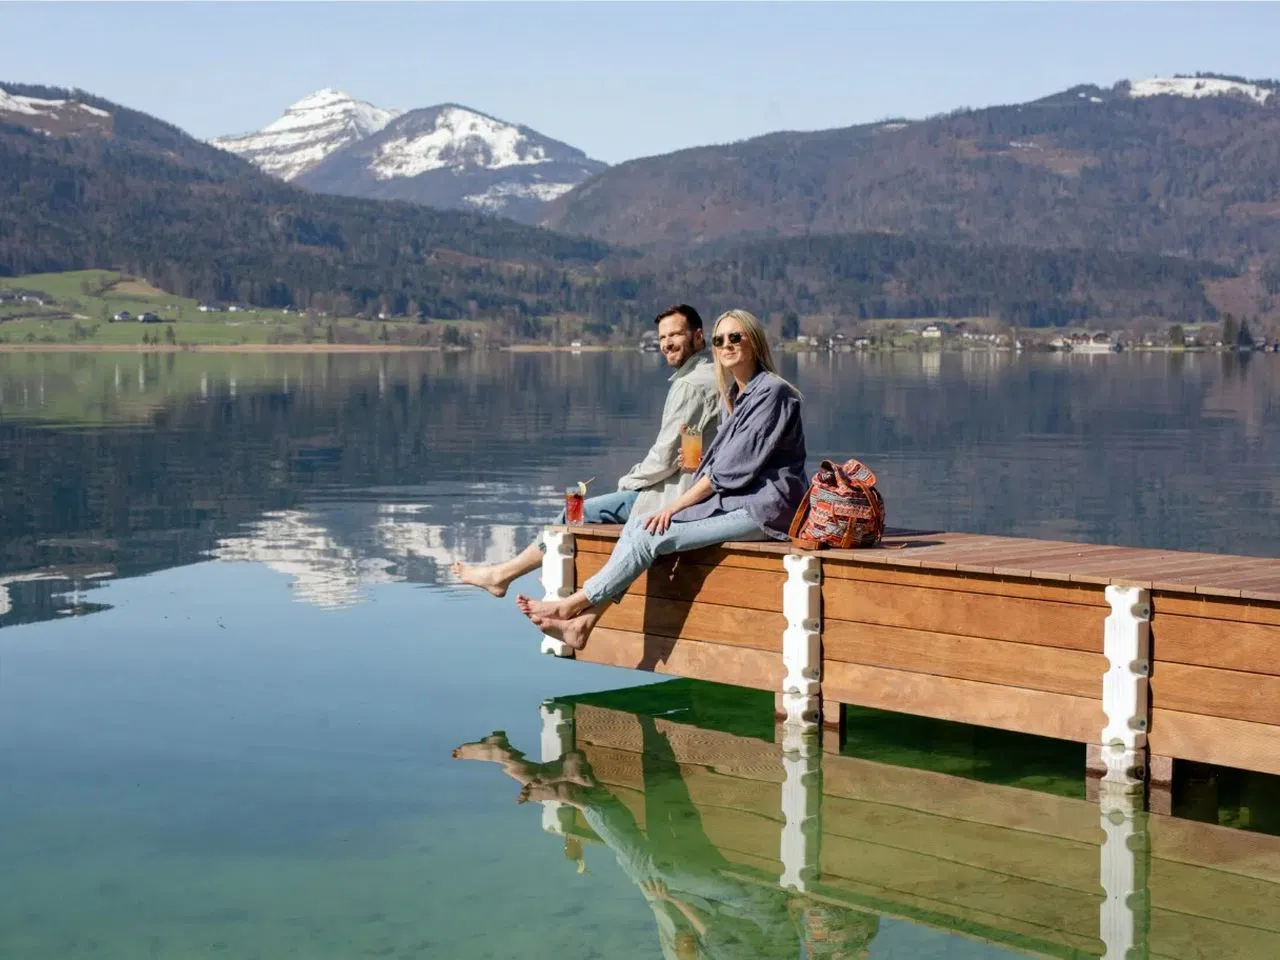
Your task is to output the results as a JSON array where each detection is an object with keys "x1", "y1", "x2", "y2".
[{"x1": 654, "y1": 304, "x2": 704, "y2": 332}]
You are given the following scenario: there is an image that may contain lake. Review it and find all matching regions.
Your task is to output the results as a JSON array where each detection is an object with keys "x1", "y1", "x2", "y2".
[{"x1": 2, "y1": 348, "x2": 1279, "y2": 959}]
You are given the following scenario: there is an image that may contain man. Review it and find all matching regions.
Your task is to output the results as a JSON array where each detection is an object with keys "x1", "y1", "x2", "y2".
[{"x1": 452, "y1": 304, "x2": 720, "y2": 598}]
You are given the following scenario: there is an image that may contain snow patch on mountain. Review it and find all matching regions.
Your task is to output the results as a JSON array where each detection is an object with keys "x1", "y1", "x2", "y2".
[
  {"x1": 213, "y1": 89, "x2": 401, "y2": 181},
  {"x1": 1128, "y1": 76, "x2": 1273, "y2": 105},
  {"x1": 369, "y1": 106, "x2": 551, "y2": 180},
  {"x1": 463, "y1": 179, "x2": 578, "y2": 212},
  {"x1": 0, "y1": 86, "x2": 109, "y2": 118}
]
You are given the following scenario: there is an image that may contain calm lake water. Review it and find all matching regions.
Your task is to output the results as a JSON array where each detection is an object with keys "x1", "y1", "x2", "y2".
[{"x1": 2, "y1": 348, "x2": 1280, "y2": 959}]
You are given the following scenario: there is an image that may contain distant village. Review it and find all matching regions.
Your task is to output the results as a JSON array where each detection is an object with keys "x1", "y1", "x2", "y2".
[
  {"x1": 3, "y1": 284, "x2": 1278, "y2": 353},
  {"x1": 656, "y1": 317, "x2": 1280, "y2": 354}
]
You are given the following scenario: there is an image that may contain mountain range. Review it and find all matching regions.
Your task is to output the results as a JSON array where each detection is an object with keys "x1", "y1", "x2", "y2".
[
  {"x1": 3, "y1": 74, "x2": 1280, "y2": 331},
  {"x1": 541, "y1": 74, "x2": 1280, "y2": 261},
  {"x1": 213, "y1": 89, "x2": 604, "y2": 222}
]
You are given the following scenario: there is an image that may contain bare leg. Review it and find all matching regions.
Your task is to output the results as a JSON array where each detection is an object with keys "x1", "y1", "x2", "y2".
[
  {"x1": 519, "y1": 779, "x2": 590, "y2": 809},
  {"x1": 515, "y1": 588, "x2": 592, "y2": 620},
  {"x1": 528, "y1": 608, "x2": 604, "y2": 651},
  {"x1": 451, "y1": 540, "x2": 544, "y2": 598}
]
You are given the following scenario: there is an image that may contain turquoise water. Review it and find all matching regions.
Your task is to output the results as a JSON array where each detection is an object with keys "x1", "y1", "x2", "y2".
[{"x1": 2, "y1": 349, "x2": 1280, "y2": 958}]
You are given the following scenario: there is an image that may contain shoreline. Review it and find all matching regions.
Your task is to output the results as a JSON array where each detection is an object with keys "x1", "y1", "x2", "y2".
[{"x1": 0, "y1": 343, "x2": 452, "y2": 354}]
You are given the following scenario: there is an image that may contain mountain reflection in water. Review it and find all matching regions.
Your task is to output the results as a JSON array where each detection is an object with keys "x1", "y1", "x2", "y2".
[{"x1": 459, "y1": 681, "x2": 1280, "y2": 960}]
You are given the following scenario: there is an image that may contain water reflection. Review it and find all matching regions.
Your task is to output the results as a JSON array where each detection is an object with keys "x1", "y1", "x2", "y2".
[
  {"x1": 4, "y1": 348, "x2": 1280, "y2": 631},
  {"x1": 460, "y1": 682, "x2": 1280, "y2": 960},
  {"x1": 211, "y1": 500, "x2": 538, "y2": 609}
]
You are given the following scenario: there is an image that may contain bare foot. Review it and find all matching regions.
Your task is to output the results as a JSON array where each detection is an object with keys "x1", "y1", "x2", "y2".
[
  {"x1": 451, "y1": 732, "x2": 515, "y2": 762},
  {"x1": 529, "y1": 612, "x2": 594, "y2": 651},
  {"x1": 451, "y1": 561, "x2": 510, "y2": 598},
  {"x1": 515, "y1": 594, "x2": 578, "y2": 620}
]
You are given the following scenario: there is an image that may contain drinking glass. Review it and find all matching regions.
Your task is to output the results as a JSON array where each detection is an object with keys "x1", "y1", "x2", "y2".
[
  {"x1": 564, "y1": 488, "x2": 585, "y2": 524},
  {"x1": 680, "y1": 426, "x2": 703, "y2": 471}
]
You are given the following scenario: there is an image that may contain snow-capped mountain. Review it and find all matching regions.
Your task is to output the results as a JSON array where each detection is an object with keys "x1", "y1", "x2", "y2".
[
  {"x1": 211, "y1": 89, "x2": 402, "y2": 181},
  {"x1": 213, "y1": 91, "x2": 604, "y2": 222}
]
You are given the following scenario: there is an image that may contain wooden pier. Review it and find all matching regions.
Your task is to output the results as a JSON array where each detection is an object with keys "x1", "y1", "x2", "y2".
[
  {"x1": 523, "y1": 693, "x2": 1280, "y2": 960},
  {"x1": 538, "y1": 525, "x2": 1280, "y2": 793}
]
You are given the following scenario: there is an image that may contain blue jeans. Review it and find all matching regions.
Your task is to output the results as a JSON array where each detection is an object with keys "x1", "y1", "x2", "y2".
[
  {"x1": 555, "y1": 489, "x2": 639, "y2": 526},
  {"x1": 538, "y1": 489, "x2": 640, "y2": 553},
  {"x1": 582, "y1": 508, "x2": 767, "y2": 605}
]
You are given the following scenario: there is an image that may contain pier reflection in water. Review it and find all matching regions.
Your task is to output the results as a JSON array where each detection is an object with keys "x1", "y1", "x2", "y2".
[{"x1": 458, "y1": 681, "x2": 1280, "y2": 960}]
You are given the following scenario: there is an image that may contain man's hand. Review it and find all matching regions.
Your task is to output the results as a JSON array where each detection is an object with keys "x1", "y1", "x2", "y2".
[
  {"x1": 676, "y1": 450, "x2": 685, "y2": 472},
  {"x1": 644, "y1": 507, "x2": 678, "y2": 535}
]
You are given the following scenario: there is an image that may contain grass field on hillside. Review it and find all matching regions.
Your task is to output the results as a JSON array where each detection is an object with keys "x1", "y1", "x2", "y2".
[{"x1": 0, "y1": 270, "x2": 428, "y2": 346}]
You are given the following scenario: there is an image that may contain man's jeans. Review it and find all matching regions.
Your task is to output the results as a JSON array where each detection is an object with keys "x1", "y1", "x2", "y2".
[
  {"x1": 555, "y1": 489, "x2": 639, "y2": 526},
  {"x1": 582, "y1": 508, "x2": 767, "y2": 605},
  {"x1": 537, "y1": 489, "x2": 641, "y2": 554}
]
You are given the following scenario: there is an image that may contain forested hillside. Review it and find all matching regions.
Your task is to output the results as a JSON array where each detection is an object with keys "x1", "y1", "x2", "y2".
[{"x1": 544, "y1": 77, "x2": 1280, "y2": 268}]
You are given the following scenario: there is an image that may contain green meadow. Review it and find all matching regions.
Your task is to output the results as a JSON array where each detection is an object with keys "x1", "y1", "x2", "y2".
[{"x1": 0, "y1": 270, "x2": 429, "y2": 346}]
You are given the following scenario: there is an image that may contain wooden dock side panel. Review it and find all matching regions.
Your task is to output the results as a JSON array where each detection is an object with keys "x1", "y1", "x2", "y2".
[
  {"x1": 575, "y1": 628, "x2": 784, "y2": 691},
  {"x1": 820, "y1": 559, "x2": 1108, "y2": 744},
  {"x1": 823, "y1": 661, "x2": 1105, "y2": 743},
  {"x1": 557, "y1": 526, "x2": 1280, "y2": 776},
  {"x1": 1144, "y1": 591, "x2": 1280, "y2": 775}
]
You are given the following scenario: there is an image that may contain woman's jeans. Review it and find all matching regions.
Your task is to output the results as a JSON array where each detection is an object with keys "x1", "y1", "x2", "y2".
[{"x1": 582, "y1": 508, "x2": 767, "y2": 605}]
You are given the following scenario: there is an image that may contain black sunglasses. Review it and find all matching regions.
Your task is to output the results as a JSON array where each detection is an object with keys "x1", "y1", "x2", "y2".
[{"x1": 712, "y1": 331, "x2": 744, "y2": 348}]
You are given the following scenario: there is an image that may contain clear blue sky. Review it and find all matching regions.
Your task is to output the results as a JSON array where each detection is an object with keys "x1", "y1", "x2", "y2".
[{"x1": 5, "y1": 2, "x2": 1280, "y2": 164}]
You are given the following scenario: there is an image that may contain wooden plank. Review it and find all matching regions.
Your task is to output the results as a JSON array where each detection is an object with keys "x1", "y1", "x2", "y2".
[
  {"x1": 574, "y1": 706, "x2": 784, "y2": 782},
  {"x1": 577, "y1": 742, "x2": 646, "y2": 792},
  {"x1": 678, "y1": 765, "x2": 784, "y2": 823},
  {"x1": 823, "y1": 620, "x2": 1105, "y2": 699},
  {"x1": 1151, "y1": 661, "x2": 1280, "y2": 727},
  {"x1": 1150, "y1": 814, "x2": 1280, "y2": 886},
  {"x1": 1149, "y1": 858, "x2": 1280, "y2": 935},
  {"x1": 820, "y1": 834, "x2": 1102, "y2": 946},
  {"x1": 575, "y1": 628, "x2": 783, "y2": 691},
  {"x1": 1148, "y1": 709, "x2": 1280, "y2": 776},
  {"x1": 1150, "y1": 908, "x2": 1280, "y2": 960},
  {"x1": 824, "y1": 661, "x2": 1104, "y2": 743},
  {"x1": 821, "y1": 793, "x2": 1100, "y2": 894},
  {"x1": 597, "y1": 593, "x2": 785, "y2": 652},
  {"x1": 576, "y1": 551, "x2": 785, "y2": 612},
  {"x1": 821, "y1": 557, "x2": 1108, "y2": 607},
  {"x1": 807, "y1": 873, "x2": 1104, "y2": 957},
  {"x1": 822, "y1": 579, "x2": 1105, "y2": 652},
  {"x1": 822, "y1": 755, "x2": 1101, "y2": 846},
  {"x1": 1153, "y1": 592, "x2": 1280, "y2": 627},
  {"x1": 1151, "y1": 613, "x2": 1280, "y2": 676}
]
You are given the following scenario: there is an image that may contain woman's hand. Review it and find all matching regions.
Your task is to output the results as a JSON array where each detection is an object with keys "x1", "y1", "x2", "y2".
[
  {"x1": 641, "y1": 879, "x2": 670, "y2": 901},
  {"x1": 644, "y1": 507, "x2": 678, "y2": 535},
  {"x1": 676, "y1": 449, "x2": 685, "y2": 472}
]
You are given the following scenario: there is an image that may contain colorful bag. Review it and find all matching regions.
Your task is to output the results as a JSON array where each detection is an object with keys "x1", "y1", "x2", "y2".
[{"x1": 788, "y1": 458, "x2": 886, "y2": 549}]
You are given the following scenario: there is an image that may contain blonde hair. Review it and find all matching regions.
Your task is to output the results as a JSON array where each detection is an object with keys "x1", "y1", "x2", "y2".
[{"x1": 712, "y1": 309, "x2": 797, "y2": 410}]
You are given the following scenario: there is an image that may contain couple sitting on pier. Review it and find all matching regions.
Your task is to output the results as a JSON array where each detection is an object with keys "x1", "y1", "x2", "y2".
[{"x1": 453, "y1": 304, "x2": 809, "y2": 651}]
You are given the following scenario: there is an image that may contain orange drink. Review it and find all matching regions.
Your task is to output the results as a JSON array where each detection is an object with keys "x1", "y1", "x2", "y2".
[{"x1": 680, "y1": 426, "x2": 703, "y2": 470}]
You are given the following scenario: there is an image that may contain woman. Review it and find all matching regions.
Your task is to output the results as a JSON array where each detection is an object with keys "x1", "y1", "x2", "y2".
[{"x1": 517, "y1": 309, "x2": 807, "y2": 650}]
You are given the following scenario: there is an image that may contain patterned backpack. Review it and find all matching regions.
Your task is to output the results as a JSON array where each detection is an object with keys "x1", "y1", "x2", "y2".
[{"x1": 788, "y1": 458, "x2": 886, "y2": 549}]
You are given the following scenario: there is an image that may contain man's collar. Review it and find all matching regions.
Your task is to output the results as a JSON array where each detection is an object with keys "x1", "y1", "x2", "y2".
[{"x1": 668, "y1": 348, "x2": 712, "y2": 382}]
